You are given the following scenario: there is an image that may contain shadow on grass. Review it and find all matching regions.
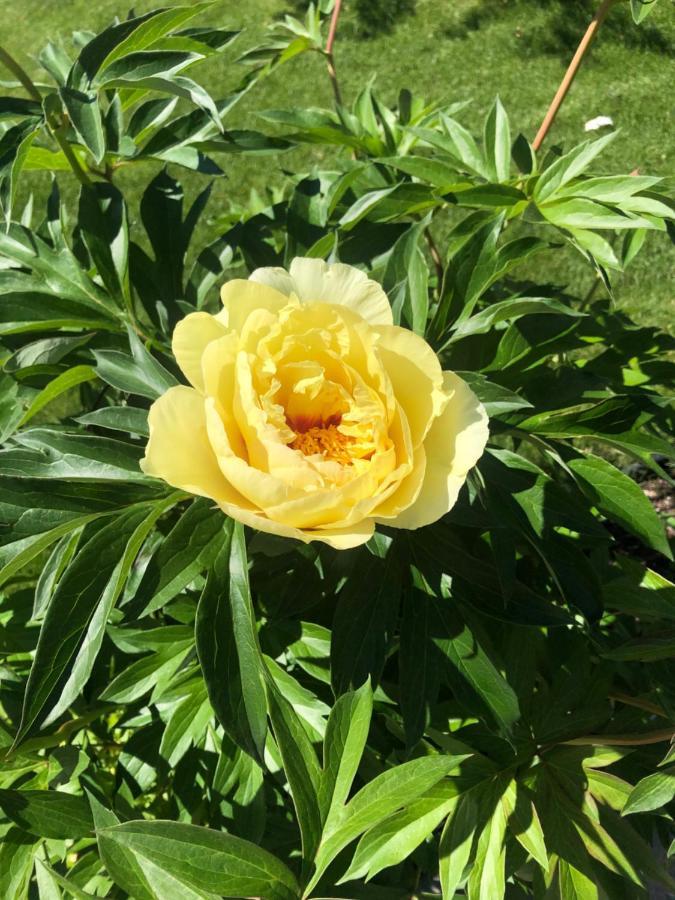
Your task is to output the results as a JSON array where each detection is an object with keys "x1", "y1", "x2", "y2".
[
  {"x1": 285, "y1": 0, "x2": 417, "y2": 37},
  {"x1": 442, "y1": 0, "x2": 671, "y2": 56}
]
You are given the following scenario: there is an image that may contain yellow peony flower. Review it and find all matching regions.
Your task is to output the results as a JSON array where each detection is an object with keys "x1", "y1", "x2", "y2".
[{"x1": 141, "y1": 258, "x2": 489, "y2": 550}]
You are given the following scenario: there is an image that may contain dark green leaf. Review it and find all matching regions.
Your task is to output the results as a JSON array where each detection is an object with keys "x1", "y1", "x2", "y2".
[
  {"x1": 98, "y1": 820, "x2": 300, "y2": 900},
  {"x1": 195, "y1": 520, "x2": 268, "y2": 761},
  {"x1": 0, "y1": 789, "x2": 93, "y2": 839}
]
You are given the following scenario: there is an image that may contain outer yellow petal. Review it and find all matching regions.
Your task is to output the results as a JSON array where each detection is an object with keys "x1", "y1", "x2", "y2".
[
  {"x1": 141, "y1": 385, "x2": 249, "y2": 507},
  {"x1": 248, "y1": 266, "x2": 295, "y2": 296},
  {"x1": 216, "y1": 500, "x2": 374, "y2": 550},
  {"x1": 220, "y1": 279, "x2": 291, "y2": 334},
  {"x1": 388, "y1": 371, "x2": 489, "y2": 530},
  {"x1": 172, "y1": 312, "x2": 229, "y2": 392},
  {"x1": 250, "y1": 258, "x2": 393, "y2": 326},
  {"x1": 374, "y1": 325, "x2": 445, "y2": 447}
]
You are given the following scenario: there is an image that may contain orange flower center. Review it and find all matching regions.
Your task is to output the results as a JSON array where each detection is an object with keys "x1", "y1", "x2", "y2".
[{"x1": 290, "y1": 420, "x2": 355, "y2": 464}]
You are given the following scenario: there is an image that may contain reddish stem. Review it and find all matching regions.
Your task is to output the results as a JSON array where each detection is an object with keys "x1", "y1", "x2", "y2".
[
  {"x1": 326, "y1": 0, "x2": 343, "y2": 56},
  {"x1": 533, "y1": 0, "x2": 616, "y2": 153},
  {"x1": 325, "y1": 0, "x2": 344, "y2": 106}
]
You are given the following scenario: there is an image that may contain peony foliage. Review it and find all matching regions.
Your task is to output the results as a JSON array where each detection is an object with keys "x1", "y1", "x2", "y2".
[{"x1": 0, "y1": 3, "x2": 673, "y2": 899}]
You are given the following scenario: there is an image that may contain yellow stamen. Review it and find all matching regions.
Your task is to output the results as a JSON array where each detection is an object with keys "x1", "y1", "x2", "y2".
[{"x1": 291, "y1": 424, "x2": 355, "y2": 464}]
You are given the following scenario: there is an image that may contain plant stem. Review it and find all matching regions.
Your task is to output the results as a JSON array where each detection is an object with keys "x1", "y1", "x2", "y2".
[
  {"x1": 532, "y1": 0, "x2": 617, "y2": 153},
  {"x1": 609, "y1": 691, "x2": 668, "y2": 719},
  {"x1": 0, "y1": 45, "x2": 42, "y2": 102},
  {"x1": 424, "y1": 226, "x2": 444, "y2": 286},
  {"x1": 325, "y1": 0, "x2": 344, "y2": 107},
  {"x1": 563, "y1": 727, "x2": 674, "y2": 747},
  {"x1": 48, "y1": 118, "x2": 94, "y2": 188},
  {"x1": 0, "y1": 45, "x2": 94, "y2": 188}
]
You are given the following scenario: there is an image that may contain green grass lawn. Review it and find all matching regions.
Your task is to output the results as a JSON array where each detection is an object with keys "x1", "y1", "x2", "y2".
[{"x1": 2, "y1": 0, "x2": 673, "y2": 328}]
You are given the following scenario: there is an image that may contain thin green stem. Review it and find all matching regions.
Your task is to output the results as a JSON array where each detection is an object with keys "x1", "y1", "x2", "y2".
[
  {"x1": 0, "y1": 44, "x2": 42, "y2": 102},
  {"x1": 0, "y1": 44, "x2": 94, "y2": 187},
  {"x1": 48, "y1": 117, "x2": 94, "y2": 188}
]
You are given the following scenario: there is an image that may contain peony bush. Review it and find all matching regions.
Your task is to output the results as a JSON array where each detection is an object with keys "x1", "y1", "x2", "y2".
[{"x1": 0, "y1": 2, "x2": 673, "y2": 899}]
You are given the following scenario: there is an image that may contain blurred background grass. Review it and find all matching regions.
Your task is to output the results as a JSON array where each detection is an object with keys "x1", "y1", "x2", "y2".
[{"x1": 2, "y1": 0, "x2": 673, "y2": 329}]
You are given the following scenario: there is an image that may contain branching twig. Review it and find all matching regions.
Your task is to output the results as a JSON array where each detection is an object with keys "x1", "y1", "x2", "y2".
[
  {"x1": 533, "y1": 0, "x2": 617, "y2": 152},
  {"x1": 324, "y1": 0, "x2": 344, "y2": 107}
]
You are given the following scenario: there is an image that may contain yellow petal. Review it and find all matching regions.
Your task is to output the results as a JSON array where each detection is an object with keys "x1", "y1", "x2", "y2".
[
  {"x1": 141, "y1": 386, "x2": 248, "y2": 507},
  {"x1": 220, "y1": 279, "x2": 291, "y2": 334},
  {"x1": 205, "y1": 398, "x2": 307, "y2": 509},
  {"x1": 217, "y1": 500, "x2": 374, "y2": 549},
  {"x1": 374, "y1": 325, "x2": 445, "y2": 447},
  {"x1": 172, "y1": 312, "x2": 229, "y2": 392},
  {"x1": 388, "y1": 372, "x2": 489, "y2": 530},
  {"x1": 251, "y1": 258, "x2": 393, "y2": 326},
  {"x1": 248, "y1": 266, "x2": 296, "y2": 296}
]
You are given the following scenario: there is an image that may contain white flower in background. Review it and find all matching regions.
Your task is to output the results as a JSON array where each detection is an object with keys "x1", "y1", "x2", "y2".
[{"x1": 584, "y1": 115, "x2": 614, "y2": 132}]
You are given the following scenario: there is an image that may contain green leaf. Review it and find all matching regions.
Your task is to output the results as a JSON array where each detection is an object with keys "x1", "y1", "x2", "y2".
[
  {"x1": 0, "y1": 120, "x2": 39, "y2": 226},
  {"x1": 440, "y1": 791, "x2": 480, "y2": 900},
  {"x1": 540, "y1": 197, "x2": 659, "y2": 232},
  {"x1": 97, "y1": 3, "x2": 216, "y2": 72},
  {"x1": 159, "y1": 680, "x2": 213, "y2": 767},
  {"x1": 1, "y1": 428, "x2": 150, "y2": 483},
  {"x1": 502, "y1": 780, "x2": 548, "y2": 870},
  {"x1": 631, "y1": 0, "x2": 660, "y2": 24},
  {"x1": 75, "y1": 405, "x2": 149, "y2": 437},
  {"x1": 267, "y1": 680, "x2": 322, "y2": 864},
  {"x1": 59, "y1": 87, "x2": 106, "y2": 164},
  {"x1": 97, "y1": 820, "x2": 300, "y2": 900},
  {"x1": 535, "y1": 132, "x2": 618, "y2": 202},
  {"x1": 429, "y1": 595, "x2": 521, "y2": 737},
  {"x1": 455, "y1": 372, "x2": 533, "y2": 416},
  {"x1": 378, "y1": 155, "x2": 463, "y2": 188},
  {"x1": 195, "y1": 520, "x2": 268, "y2": 761},
  {"x1": 0, "y1": 511, "x2": 105, "y2": 591},
  {"x1": 13, "y1": 505, "x2": 149, "y2": 742},
  {"x1": 0, "y1": 828, "x2": 36, "y2": 900},
  {"x1": 339, "y1": 185, "x2": 400, "y2": 230},
  {"x1": 342, "y1": 780, "x2": 459, "y2": 883},
  {"x1": 0, "y1": 223, "x2": 117, "y2": 318},
  {"x1": 568, "y1": 454, "x2": 671, "y2": 558},
  {"x1": 35, "y1": 860, "x2": 103, "y2": 900},
  {"x1": 622, "y1": 765, "x2": 675, "y2": 815},
  {"x1": 319, "y1": 680, "x2": 373, "y2": 826},
  {"x1": 43, "y1": 492, "x2": 182, "y2": 725},
  {"x1": 399, "y1": 588, "x2": 441, "y2": 748},
  {"x1": 451, "y1": 183, "x2": 525, "y2": 209},
  {"x1": 0, "y1": 789, "x2": 93, "y2": 839},
  {"x1": 93, "y1": 328, "x2": 176, "y2": 400},
  {"x1": 100, "y1": 643, "x2": 191, "y2": 704},
  {"x1": 113, "y1": 74, "x2": 220, "y2": 126},
  {"x1": 444, "y1": 295, "x2": 583, "y2": 346},
  {"x1": 331, "y1": 549, "x2": 401, "y2": 695},
  {"x1": 466, "y1": 780, "x2": 509, "y2": 900},
  {"x1": 17, "y1": 366, "x2": 97, "y2": 428},
  {"x1": 96, "y1": 50, "x2": 204, "y2": 87},
  {"x1": 33, "y1": 528, "x2": 81, "y2": 618},
  {"x1": 77, "y1": 183, "x2": 129, "y2": 302},
  {"x1": 483, "y1": 96, "x2": 511, "y2": 182},
  {"x1": 306, "y1": 755, "x2": 469, "y2": 894},
  {"x1": 134, "y1": 497, "x2": 225, "y2": 616},
  {"x1": 557, "y1": 860, "x2": 599, "y2": 899},
  {"x1": 603, "y1": 633, "x2": 675, "y2": 661},
  {"x1": 4, "y1": 334, "x2": 91, "y2": 374}
]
